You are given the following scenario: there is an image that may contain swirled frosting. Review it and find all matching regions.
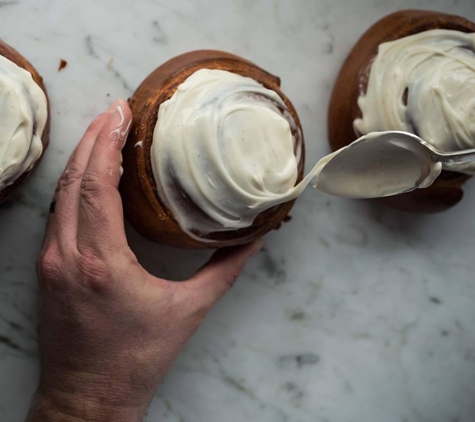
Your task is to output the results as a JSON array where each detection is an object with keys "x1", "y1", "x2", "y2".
[
  {"x1": 0, "y1": 54, "x2": 47, "y2": 191},
  {"x1": 151, "y1": 69, "x2": 315, "y2": 240},
  {"x1": 354, "y1": 29, "x2": 475, "y2": 174}
]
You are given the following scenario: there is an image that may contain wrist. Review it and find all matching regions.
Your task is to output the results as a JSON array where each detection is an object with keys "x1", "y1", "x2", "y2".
[
  {"x1": 27, "y1": 392, "x2": 143, "y2": 422},
  {"x1": 28, "y1": 391, "x2": 145, "y2": 422},
  {"x1": 27, "y1": 370, "x2": 149, "y2": 422}
]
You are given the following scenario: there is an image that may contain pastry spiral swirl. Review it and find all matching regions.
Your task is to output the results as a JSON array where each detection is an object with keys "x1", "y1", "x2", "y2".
[{"x1": 152, "y1": 69, "x2": 306, "y2": 240}]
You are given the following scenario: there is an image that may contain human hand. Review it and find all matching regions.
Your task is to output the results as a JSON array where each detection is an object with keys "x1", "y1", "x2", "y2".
[{"x1": 27, "y1": 99, "x2": 262, "y2": 422}]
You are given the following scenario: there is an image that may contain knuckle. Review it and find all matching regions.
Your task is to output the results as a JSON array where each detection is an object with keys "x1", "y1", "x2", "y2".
[
  {"x1": 37, "y1": 244, "x2": 116, "y2": 293},
  {"x1": 75, "y1": 250, "x2": 112, "y2": 290},
  {"x1": 80, "y1": 171, "x2": 111, "y2": 205},
  {"x1": 222, "y1": 271, "x2": 240, "y2": 289},
  {"x1": 37, "y1": 246, "x2": 63, "y2": 285},
  {"x1": 57, "y1": 165, "x2": 84, "y2": 190}
]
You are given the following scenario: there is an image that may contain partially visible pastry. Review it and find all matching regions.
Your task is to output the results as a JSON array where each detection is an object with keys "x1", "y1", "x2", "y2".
[
  {"x1": 121, "y1": 50, "x2": 305, "y2": 249},
  {"x1": 328, "y1": 10, "x2": 475, "y2": 213},
  {"x1": 0, "y1": 40, "x2": 50, "y2": 203}
]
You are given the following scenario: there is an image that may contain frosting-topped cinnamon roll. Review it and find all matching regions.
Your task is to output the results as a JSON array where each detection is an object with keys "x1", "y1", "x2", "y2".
[
  {"x1": 354, "y1": 29, "x2": 475, "y2": 174},
  {"x1": 0, "y1": 54, "x2": 48, "y2": 191},
  {"x1": 151, "y1": 69, "x2": 307, "y2": 241},
  {"x1": 328, "y1": 10, "x2": 475, "y2": 213},
  {"x1": 121, "y1": 50, "x2": 305, "y2": 248},
  {"x1": 0, "y1": 39, "x2": 49, "y2": 202}
]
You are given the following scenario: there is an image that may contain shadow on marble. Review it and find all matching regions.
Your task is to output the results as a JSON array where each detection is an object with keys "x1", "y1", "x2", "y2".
[{"x1": 125, "y1": 221, "x2": 213, "y2": 281}]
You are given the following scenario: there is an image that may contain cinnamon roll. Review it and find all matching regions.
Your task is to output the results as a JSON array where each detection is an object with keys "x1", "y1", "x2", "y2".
[
  {"x1": 328, "y1": 10, "x2": 475, "y2": 213},
  {"x1": 0, "y1": 39, "x2": 49, "y2": 202},
  {"x1": 121, "y1": 50, "x2": 305, "y2": 248}
]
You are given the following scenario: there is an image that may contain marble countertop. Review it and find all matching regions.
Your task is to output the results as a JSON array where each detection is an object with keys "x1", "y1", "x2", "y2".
[{"x1": 1, "y1": 0, "x2": 475, "y2": 421}]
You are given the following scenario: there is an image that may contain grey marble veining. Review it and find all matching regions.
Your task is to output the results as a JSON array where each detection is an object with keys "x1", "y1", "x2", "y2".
[{"x1": 1, "y1": 0, "x2": 475, "y2": 421}]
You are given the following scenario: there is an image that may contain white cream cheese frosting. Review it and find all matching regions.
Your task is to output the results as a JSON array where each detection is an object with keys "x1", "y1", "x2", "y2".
[
  {"x1": 354, "y1": 29, "x2": 475, "y2": 174},
  {"x1": 151, "y1": 66, "x2": 456, "y2": 240},
  {"x1": 151, "y1": 69, "x2": 316, "y2": 240},
  {"x1": 0, "y1": 54, "x2": 47, "y2": 191}
]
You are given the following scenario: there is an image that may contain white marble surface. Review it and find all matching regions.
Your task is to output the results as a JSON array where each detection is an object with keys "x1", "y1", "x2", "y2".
[{"x1": 1, "y1": 0, "x2": 475, "y2": 421}]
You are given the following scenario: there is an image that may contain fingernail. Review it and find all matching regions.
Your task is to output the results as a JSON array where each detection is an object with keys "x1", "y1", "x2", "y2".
[{"x1": 250, "y1": 239, "x2": 264, "y2": 256}]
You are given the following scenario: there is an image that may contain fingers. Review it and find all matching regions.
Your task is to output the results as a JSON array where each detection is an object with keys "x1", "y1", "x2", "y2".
[
  {"x1": 182, "y1": 240, "x2": 264, "y2": 311},
  {"x1": 77, "y1": 99, "x2": 132, "y2": 252},
  {"x1": 43, "y1": 110, "x2": 112, "y2": 248}
]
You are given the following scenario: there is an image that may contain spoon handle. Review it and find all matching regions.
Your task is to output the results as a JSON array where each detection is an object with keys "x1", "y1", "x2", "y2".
[
  {"x1": 437, "y1": 149, "x2": 475, "y2": 164},
  {"x1": 437, "y1": 149, "x2": 475, "y2": 176}
]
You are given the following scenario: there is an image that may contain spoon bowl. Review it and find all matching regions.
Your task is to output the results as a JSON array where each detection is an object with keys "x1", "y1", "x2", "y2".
[{"x1": 315, "y1": 131, "x2": 443, "y2": 199}]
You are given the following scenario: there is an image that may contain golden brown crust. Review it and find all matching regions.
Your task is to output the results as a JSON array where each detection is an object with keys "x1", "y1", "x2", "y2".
[
  {"x1": 0, "y1": 39, "x2": 50, "y2": 203},
  {"x1": 328, "y1": 10, "x2": 475, "y2": 213},
  {"x1": 120, "y1": 50, "x2": 305, "y2": 249}
]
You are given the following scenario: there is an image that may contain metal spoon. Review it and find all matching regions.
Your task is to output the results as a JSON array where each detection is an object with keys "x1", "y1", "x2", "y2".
[{"x1": 314, "y1": 131, "x2": 475, "y2": 199}]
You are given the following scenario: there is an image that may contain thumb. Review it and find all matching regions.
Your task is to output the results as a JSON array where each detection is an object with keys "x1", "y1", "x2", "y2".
[{"x1": 184, "y1": 239, "x2": 263, "y2": 310}]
